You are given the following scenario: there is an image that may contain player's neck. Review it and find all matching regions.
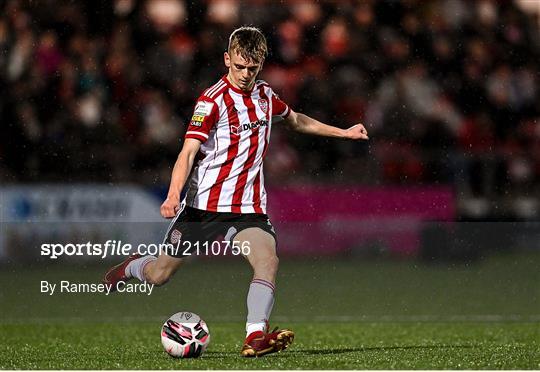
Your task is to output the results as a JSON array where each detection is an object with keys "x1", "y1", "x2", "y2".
[{"x1": 226, "y1": 73, "x2": 255, "y2": 92}]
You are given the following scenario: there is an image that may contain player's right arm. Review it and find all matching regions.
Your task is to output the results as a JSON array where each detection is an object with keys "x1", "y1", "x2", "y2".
[
  {"x1": 160, "y1": 97, "x2": 219, "y2": 218},
  {"x1": 160, "y1": 138, "x2": 201, "y2": 218}
]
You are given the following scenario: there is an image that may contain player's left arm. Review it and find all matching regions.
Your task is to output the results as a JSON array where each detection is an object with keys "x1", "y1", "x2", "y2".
[{"x1": 283, "y1": 110, "x2": 369, "y2": 140}]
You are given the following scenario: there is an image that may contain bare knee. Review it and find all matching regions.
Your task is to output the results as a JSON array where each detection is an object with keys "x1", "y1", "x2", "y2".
[
  {"x1": 146, "y1": 267, "x2": 173, "y2": 286},
  {"x1": 144, "y1": 260, "x2": 181, "y2": 286},
  {"x1": 253, "y1": 254, "x2": 279, "y2": 280}
]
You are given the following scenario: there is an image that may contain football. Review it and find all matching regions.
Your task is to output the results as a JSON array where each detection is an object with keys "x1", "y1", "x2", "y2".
[{"x1": 161, "y1": 312, "x2": 210, "y2": 358}]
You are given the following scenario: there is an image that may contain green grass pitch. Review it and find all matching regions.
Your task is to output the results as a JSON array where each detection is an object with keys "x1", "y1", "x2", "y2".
[{"x1": 1, "y1": 254, "x2": 539, "y2": 369}]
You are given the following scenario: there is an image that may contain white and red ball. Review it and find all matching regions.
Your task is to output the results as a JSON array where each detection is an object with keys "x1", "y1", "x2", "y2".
[{"x1": 161, "y1": 312, "x2": 210, "y2": 358}]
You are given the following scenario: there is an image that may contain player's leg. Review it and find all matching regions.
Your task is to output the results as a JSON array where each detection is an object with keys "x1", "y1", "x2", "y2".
[
  {"x1": 238, "y1": 227, "x2": 279, "y2": 283},
  {"x1": 126, "y1": 212, "x2": 192, "y2": 285},
  {"x1": 235, "y1": 227, "x2": 278, "y2": 334},
  {"x1": 103, "y1": 208, "x2": 191, "y2": 289},
  {"x1": 103, "y1": 250, "x2": 184, "y2": 289},
  {"x1": 132, "y1": 253, "x2": 184, "y2": 285},
  {"x1": 234, "y1": 227, "x2": 294, "y2": 357}
]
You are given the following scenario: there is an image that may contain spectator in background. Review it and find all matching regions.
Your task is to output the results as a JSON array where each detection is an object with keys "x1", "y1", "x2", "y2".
[{"x1": 0, "y1": 0, "x2": 538, "y2": 215}]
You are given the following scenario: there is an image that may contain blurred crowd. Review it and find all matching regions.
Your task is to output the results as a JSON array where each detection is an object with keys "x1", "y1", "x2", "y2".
[{"x1": 1, "y1": 0, "x2": 539, "y2": 208}]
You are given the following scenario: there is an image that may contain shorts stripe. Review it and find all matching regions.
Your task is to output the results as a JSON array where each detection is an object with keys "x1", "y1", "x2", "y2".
[{"x1": 162, "y1": 202, "x2": 185, "y2": 244}]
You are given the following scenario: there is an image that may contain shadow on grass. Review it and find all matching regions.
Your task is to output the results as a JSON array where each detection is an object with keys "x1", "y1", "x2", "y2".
[
  {"x1": 201, "y1": 351, "x2": 246, "y2": 359},
  {"x1": 200, "y1": 344, "x2": 474, "y2": 359},
  {"x1": 284, "y1": 344, "x2": 474, "y2": 356}
]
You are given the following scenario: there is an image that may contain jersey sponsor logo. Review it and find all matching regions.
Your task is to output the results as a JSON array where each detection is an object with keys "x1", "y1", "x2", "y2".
[
  {"x1": 190, "y1": 114, "x2": 206, "y2": 127},
  {"x1": 194, "y1": 101, "x2": 213, "y2": 116},
  {"x1": 231, "y1": 119, "x2": 268, "y2": 135},
  {"x1": 258, "y1": 99, "x2": 268, "y2": 114},
  {"x1": 191, "y1": 115, "x2": 205, "y2": 122}
]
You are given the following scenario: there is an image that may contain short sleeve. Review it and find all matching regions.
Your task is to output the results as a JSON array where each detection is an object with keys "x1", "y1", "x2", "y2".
[
  {"x1": 271, "y1": 92, "x2": 291, "y2": 121},
  {"x1": 185, "y1": 98, "x2": 219, "y2": 142}
]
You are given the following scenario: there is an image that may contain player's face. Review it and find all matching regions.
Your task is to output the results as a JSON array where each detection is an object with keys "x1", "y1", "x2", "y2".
[{"x1": 224, "y1": 51, "x2": 263, "y2": 91}]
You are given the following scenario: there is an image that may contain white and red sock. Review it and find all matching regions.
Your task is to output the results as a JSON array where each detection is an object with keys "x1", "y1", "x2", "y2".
[
  {"x1": 246, "y1": 278, "x2": 275, "y2": 336},
  {"x1": 125, "y1": 256, "x2": 156, "y2": 281}
]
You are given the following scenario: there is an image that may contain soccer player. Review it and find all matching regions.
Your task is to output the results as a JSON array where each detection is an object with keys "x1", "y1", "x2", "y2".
[{"x1": 104, "y1": 26, "x2": 368, "y2": 357}]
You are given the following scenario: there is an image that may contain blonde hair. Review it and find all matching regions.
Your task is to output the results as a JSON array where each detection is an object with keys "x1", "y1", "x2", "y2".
[{"x1": 228, "y1": 26, "x2": 268, "y2": 63}]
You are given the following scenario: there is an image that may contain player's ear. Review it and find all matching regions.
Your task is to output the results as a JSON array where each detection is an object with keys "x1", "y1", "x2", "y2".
[{"x1": 224, "y1": 52, "x2": 231, "y2": 68}]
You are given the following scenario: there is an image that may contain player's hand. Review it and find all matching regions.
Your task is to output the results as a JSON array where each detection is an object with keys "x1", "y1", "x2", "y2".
[
  {"x1": 345, "y1": 123, "x2": 369, "y2": 140},
  {"x1": 160, "y1": 196, "x2": 180, "y2": 219}
]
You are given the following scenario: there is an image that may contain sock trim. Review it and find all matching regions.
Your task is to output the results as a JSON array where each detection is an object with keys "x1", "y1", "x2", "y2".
[
  {"x1": 251, "y1": 279, "x2": 275, "y2": 293},
  {"x1": 246, "y1": 322, "x2": 268, "y2": 336}
]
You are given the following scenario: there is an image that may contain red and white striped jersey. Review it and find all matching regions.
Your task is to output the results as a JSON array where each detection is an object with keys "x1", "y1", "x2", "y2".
[{"x1": 184, "y1": 75, "x2": 291, "y2": 214}]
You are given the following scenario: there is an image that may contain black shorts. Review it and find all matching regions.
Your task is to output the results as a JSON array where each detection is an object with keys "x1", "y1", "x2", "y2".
[{"x1": 162, "y1": 206, "x2": 277, "y2": 258}]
